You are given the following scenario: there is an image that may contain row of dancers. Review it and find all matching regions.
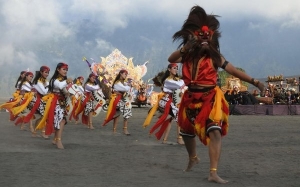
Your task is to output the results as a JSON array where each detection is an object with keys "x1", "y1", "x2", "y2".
[
  {"x1": 1, "y1": 5, "x2": 268, "y2": 183},
  {"x1": 0, "y1": 62, "x2": 186, "y2": 149}
]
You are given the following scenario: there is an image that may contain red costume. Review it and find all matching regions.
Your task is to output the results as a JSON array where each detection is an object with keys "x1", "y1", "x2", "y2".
[
  {"x1": 167, "y1": 6, "x2": 264, "y2": 182},
  {"x1": 178, "y1": 57, "x2": 229, "y2": 145}
]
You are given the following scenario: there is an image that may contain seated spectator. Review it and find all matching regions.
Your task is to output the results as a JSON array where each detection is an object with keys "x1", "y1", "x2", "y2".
[
  {"x1": 286, "y1": 90, "x2": 297, "y2": 104},
  {"x1": 264, "y1": 89, "x2": 272, "y2": 97},
  {"x1": 225, "y1": 86, "x2": 258, "y2": 105},
  {"x1": 224, "y1": 89, "x2": 232, "y2": 104},
  {"x1": 252, "y1": 89, "x2": 260, "y2": 97}
]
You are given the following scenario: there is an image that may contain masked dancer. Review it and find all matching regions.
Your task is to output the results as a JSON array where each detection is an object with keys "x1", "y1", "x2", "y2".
[{"x1": 168, "y1": 5, "x2": 265, "y2": 183}]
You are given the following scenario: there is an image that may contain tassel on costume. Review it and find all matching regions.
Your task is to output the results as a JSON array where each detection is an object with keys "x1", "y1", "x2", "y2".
[
  {"x1": 81, "y1": 113, "x2": 88, "y2": 125},
  {"x1": 102, "y1": 94, "x2": 120, "y2": 126},
  {"x1": 149, "y1": 98, "x2": 172, "y2": 135},
  {"x1": 10, "y1": 92, "x2": 34, "y2": 116},
  {"x1": 14, "y1": 116, "x2": 24, "y2": 125},
  {"x1": 45, "y1": 95, "x2": 58, "y2": 135},
  {"x1": 9, "y1": 111, "x2": 18, "y2": 121},
  {"x1": 178, "y1": 87, "x2": 229, "y2": 146},
  {"x1": 74, "y1": 95, "x2": 89, "y2": 120},
  {"x1": 69, "y1": 97, "x2": 80, "y2": 121},
  {"x1": 23, "y1": 95, "x2": 41, "y2": 123},
  {"x1": 0, "y1": 96, "x2": 22, "y2": 110},
  {"x1": 35, "y1": 94, "x2": 54, "y2": 131},
  {"x1": 154, "y1": 117, "x2": 172, "y2": 140},
  {"x1": 142, "y1": 92, "x2": 164, "y2": 128}
]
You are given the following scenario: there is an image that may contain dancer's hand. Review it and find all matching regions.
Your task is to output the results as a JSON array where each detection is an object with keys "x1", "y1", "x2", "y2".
[
  {"x1": 183, "y1": 34, "x2": 198, "y2": 51},
  {"x1": 257, "y1": 81, "x2": 265, "y2": 97},
  {"x1": 66, "y1": 78, "x2": 73, "y2": 84}
]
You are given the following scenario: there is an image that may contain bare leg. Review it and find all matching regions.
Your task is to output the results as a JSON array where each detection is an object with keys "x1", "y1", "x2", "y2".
[
  {"x1": 182, "y1": 136, "x2": 199, "y2": 172},
  {"x1": 20, "y1": 122, "x2": 25, "y2": 130},
  {"x1": 88, "y1": 112, "x2": 94, "y2": 129},
  {"x1": 176, "y1": 125, "x2": 184, "y2": 145},
  {"x1": 36, "y1": 117, "x2": 49, "y2": 139},
  {"x1": 123, "y1": 118, "x2": 130, "y2": 135},
  {"x1": 51, "y1": 119, "x2": 57, "y2": 145},
  {"x1": 29, "y1": 119, "x2": 34, "y2": 133},
  {"x1": 31, "y1": 118, "x2": 38, "y2": 137},
  {"x1": 17, "y1": 115, "x2": 25, "y2": 130},
  {"x1": 20, "y1": 116, "x2": 25, "y2": 130},
  {"x1": 32, "y1": 117, "x2": 46, "y2": 138},
  {"x1": 207, "y1": 130, "x2": 228, "y2": 183},
  {"x1": 55, "y1": 120, "x2": 65, "y2": 149},
  {"x1": 52, "y1": 136, "x2": 57, "y2": 145},
  {"x1": 41, "y1": 129, "x2": 49, "y2": 139},
  {"x1": 30, "y1": 119, "x2": 40, "y2": 137},
  {"x1": 112, "y1": 117, "x2": 119, "y2": 134},
  {"x1": 162, "y1": 121, "x2": 172, "y2": 144}
]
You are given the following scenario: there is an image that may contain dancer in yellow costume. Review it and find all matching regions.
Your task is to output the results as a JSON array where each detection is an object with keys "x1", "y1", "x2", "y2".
[
  {"x1": 22, "y1": 66, "x2": 50, "y2": 138},
  {"x1": 69, "y1": 76, "x2": 84, "y2": 124},
  {"x1": 10, "y1": 71, "x2": 35, "y2": 130},
  {"x1": 36, "y1": 62, "x2": 70, "y2": 149},
  {"x1": 102, "y1": 69, "x2": 132, "y2": 135},
  {"x1": 143, "y1": 63, "x2": 185, "y2": 145}
]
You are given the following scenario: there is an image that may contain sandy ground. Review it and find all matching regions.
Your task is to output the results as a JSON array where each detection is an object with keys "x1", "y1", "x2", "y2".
[{"x1": 0, "y1": 102, "x2": 300, "y2": 187}]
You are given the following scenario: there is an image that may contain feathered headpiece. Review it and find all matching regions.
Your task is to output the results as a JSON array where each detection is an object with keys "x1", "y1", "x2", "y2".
[
  {"x1": 152, "y1": 70, "x2": 165, "y2": 87},
  {"x1": 172, "y1": 5, "x2": 221, "y2": 55}
]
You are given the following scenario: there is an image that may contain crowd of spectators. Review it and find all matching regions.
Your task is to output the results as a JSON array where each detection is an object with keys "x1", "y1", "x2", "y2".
[{"x1": 224, "y1": 85, "x2": 300, "y2": 105}]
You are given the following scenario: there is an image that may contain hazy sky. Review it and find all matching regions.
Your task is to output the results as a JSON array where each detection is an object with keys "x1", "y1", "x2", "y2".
[{"x1": 1, "y1": 0, "x2": 300, "y2": 75}]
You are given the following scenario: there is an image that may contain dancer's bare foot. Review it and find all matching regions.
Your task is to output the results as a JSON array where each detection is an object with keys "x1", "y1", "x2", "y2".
[
  {"x1": 42, "y1": 134, "x2": 49, "y2": 139},
  {"x1": 208, "y1": 169, "x2": 228, "y2": 184},
  {"x1": 162, "y1": 139, "x2": 167, "y2": 144},
  {"x1": 41, "y1": 131, "x2": 49, "y2": 139},
  {"x1": 30, "y1": 126, "x2": 34, "y2": 133},
  {"x1": 113, "y1": 127, "x2": 117, "y2": 134},
  {"x1": 184, "y1": 155, "x2": 200, "y2": 172},
  {"x1": 31, "y1": 131, "x2": 38, "y2": 137},
  {"x1": 56, "y1": 138, "x2": 64, "y2": 149},
  {"x1": 177, "y1": 136, "x2": 185, "y2": 145},
  {"x1": 20, "y1": 124, "x2": 26, "y2": 131},
  {"x1": 123, "y1": 127, "x2": 130, "y2": 136},
  {"x1": 89, "y1": 125, "x2": 95, "y2": 129},
  {"x1": 52, "y1": 138, "x2": 57, "y2": 145}
]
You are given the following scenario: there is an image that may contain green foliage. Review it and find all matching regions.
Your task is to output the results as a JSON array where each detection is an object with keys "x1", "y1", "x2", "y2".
[{"x1": 218, "y1": 70, "x2": 228, "y2": 87}]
